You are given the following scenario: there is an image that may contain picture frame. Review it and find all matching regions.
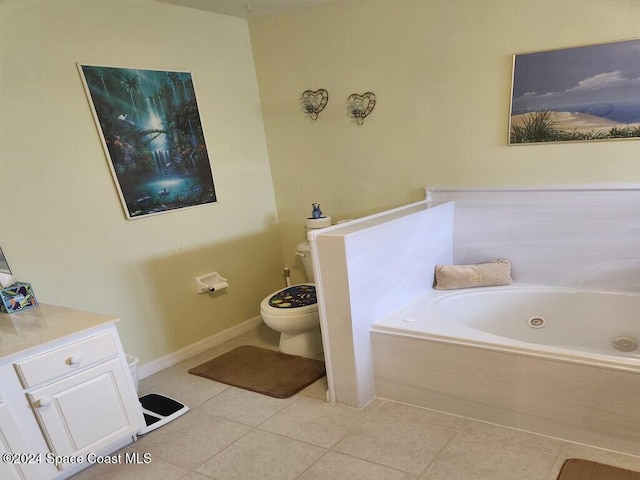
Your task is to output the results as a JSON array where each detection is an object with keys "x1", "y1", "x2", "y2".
[
  {"x1": 509, "y1": 38, "x2": 640, "y2": 144},
  {"x1": 0, "y1": 247, "x2": 10, "y2": 274},
  {"x1": 78, "y1": 64, "x2": 217, "y2": 219}
]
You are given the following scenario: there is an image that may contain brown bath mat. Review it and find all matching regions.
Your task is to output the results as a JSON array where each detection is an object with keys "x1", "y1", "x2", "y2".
[
  {"x1": 188, "y1": 345, "x2": 325, "y2": 399},
  {"x1": 557, "y1": 459, "x2": 640, "y2": 480}
]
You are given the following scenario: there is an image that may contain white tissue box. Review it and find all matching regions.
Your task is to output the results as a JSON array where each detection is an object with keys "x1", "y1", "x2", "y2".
[{"x1": 0, "y1": 282, "x2": 38, "y2": 314}]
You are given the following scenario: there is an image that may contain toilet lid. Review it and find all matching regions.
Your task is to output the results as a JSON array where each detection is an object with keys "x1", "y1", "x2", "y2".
[
  {"x1": 260, "y1": 284, "x2": 318, "y2": 316},
  {"x1": 269, "y1": 284, "x2": 316, "y2": 308}
]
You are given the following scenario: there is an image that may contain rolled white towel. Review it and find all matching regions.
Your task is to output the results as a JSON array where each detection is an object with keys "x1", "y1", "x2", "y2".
[{"x1": 434, "y1": 259, "x2": 513, "y2": 290}]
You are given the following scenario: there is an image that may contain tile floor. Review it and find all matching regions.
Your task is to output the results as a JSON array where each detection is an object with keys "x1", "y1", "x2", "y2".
[{"x1": 72, "y1": 325, "x2": 640, "y2": 480}]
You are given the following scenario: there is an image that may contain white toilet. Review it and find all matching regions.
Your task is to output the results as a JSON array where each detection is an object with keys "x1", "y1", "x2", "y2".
[{"x1": 260, "y1": 241, "x2": 323, "y2": 357}]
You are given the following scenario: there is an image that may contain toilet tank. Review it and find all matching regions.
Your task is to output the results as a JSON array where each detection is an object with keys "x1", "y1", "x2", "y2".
[{"x1": 296, "y1": 241, "x2": 314, "y2": 281}]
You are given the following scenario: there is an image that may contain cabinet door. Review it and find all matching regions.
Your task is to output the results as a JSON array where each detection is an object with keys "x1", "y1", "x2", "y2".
[
  {"x1": 28, "y1": 358, "x2": 142, "y2": 469},
  {"x1": 0, "y1": 402, "x2": 25, "y2": 480},
  {"x1": 0, "y1": 402, "x2": 54, "y2": 480}
]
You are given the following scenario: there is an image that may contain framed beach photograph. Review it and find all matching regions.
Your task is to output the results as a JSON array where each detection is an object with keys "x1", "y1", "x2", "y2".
[
  {"x1": 509, "y1": 38, "x2": 640, "y2": 144},
  {"x1": 78, "y1": 64, "x2": 217, "y2": 219}
]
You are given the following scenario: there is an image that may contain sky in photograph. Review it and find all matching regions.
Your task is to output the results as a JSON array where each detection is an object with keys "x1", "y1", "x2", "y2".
[{"x1": 511, "y1": 38, "x2": 640, "y2": 114}]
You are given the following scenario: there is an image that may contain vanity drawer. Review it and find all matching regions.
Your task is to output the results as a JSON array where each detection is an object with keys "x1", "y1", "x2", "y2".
[{"x1": 14, "y1": 332, "x2": 118, "y2": 388}]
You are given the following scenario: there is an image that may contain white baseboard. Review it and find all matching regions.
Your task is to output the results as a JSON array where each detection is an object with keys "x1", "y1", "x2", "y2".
[{"x1": 137, "y1": 316, "x2": 264, "y2": 379}]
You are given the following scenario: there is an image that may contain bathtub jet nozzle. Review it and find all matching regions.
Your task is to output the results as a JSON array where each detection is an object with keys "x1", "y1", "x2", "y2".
[
  {"x1": 612, "y1": 336, "x2": 639, "y2": 352},
  {"x1": 527, "y1": 317, "x2": 546, "y2": 328}
]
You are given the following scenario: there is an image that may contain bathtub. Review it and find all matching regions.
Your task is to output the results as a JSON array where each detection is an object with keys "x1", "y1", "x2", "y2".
[{"x1": 371, "y1": 283, "x2": 640, "y2": 456}]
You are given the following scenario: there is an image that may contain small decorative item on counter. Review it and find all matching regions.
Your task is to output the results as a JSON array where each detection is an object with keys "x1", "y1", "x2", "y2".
[{"x1": 0, "y1": 282, "x2": 38, "y2": 313}]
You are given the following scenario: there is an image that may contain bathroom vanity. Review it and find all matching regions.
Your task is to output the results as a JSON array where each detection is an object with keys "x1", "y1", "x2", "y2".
[{"x1": 0, "y1": 304, "x2": 144, "y2": 479}]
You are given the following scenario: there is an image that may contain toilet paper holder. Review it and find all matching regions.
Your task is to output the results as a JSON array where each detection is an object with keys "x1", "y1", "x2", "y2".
[{"x1": 194, "y1": 272, "x2": 229, "y2": 294}]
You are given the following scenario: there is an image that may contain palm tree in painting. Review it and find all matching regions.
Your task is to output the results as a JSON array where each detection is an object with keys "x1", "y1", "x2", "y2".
[
  {"x1": 120, "y1": 73, "x2": 141, "y2": 121},
  {"x1": 93, "y1": 67, "x2": 111, "y2": 101},
  {"x1": 167, "y1": 72, "x2": 182, "y2": 104}
]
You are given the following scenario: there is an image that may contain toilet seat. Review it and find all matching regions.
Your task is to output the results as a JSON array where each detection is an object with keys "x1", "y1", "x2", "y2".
[{"x1": 260, "y1": 283, "x2": 318, "y2": 317}]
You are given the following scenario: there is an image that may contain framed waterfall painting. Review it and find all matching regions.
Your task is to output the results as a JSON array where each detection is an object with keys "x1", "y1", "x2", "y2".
[
  {"x1": 78, "y1": 64, "x2": 217, "y2": 219},
  {"x1": 509, "y1": 38, "x2": 640, "y2": 144}
]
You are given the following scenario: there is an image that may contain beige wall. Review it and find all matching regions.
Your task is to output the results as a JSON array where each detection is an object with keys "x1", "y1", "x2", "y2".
[
  {"x1": 250, "y1": 0, "x2": 640, "y2": 283},
  {"x1": 2, "y1": 0, "x2": 640, "y2": 366},
  {"x1": 0, "y1": 0, "x2": 282, "y2": 364}
]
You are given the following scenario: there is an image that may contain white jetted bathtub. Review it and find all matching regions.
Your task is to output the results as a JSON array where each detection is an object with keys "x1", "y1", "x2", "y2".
[{"x1": 371, "y1": 284, "x2": 640, "y2": 455}]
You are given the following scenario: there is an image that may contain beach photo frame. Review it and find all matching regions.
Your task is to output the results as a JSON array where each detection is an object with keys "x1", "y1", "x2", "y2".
[
  {"x1": 78, "y1": 64, "x2": 217, "y2": 219},
  {"x1": 509, "y1": 38, "x2": 640, "y2": 145}
]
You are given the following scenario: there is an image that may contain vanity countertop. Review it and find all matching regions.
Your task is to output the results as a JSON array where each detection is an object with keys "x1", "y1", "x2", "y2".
[{"x1": 0, "y1": 303, "x2": 119, "y2": 360}]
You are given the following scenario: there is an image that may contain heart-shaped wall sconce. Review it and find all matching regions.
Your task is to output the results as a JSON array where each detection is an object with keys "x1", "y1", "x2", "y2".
[
  {"x1": 346, "y1": 92, "x2": 376, "y2": 126},
  {"x1": 301, "y1": 89, "x2": 329, "y2": 120}
]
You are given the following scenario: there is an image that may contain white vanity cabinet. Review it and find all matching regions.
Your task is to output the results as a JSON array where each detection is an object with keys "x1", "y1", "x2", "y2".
[
  {"x1": 0, "y1": 304, "x2": 145, "y2": 479},
  {"x1": 0, "y1": 402, "x2": 22, "y2": 480},
  {"x1": 0, "y1": 401, "x2": 46, "y2": 480}
]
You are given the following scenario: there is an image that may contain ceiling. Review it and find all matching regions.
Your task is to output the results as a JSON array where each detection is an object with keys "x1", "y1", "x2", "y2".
[{"x1": 154, "y1": 0, "x2": 331, "y2": 18}]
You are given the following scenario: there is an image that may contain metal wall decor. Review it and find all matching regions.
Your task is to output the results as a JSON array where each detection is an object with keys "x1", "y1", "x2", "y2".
[
  {"x1": 346, "y1": 92, "x2": 376, "y2": 125},
  {"x1": 301, "y1": 89, "x2": 329, "y2": 120}
]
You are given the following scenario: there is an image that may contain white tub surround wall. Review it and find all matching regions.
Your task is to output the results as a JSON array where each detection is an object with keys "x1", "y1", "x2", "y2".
[
  {"x1": 426, "y1": 185, "x2": 640, "y2": 293},
  {"x1": 372, "y1": 332, "x2": 640, "y2": 457},
  {"x1": 366, "y1": 185, "x2": 640, "y2": 455},
  {"x1": 310, "y1": 201, "x2": 453, "y2": 408},
  {"x1": 372, "y1": 284, "x2": 640, "y2": 455}
]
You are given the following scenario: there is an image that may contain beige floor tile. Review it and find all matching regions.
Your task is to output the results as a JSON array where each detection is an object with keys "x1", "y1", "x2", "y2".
[
  {"x1": 76, "y1": 324, "x2": 640, "y2": 480},
  {"x1": 195, "y1": 429, "x2": 325, "y2": 480},
  {"x1": 199, "y1": 386, "x2": 297, "y2": 426},
  {"x1": 297, "y1": 451, "x2": 417, "y2": 480},
  {"x1": 179, "y1": 472, "x2": 217, "y2": 480},
  {"x1": 259, "y1": 394, "x2": 382, "y2": 448},
  {"x1": 133, "y1": 409, "x2": 251, "y2": 469},
  {"x1": 70, "y1": 446, "x2": 188, "y2": 480},
  {"x1": 420, "y1": 409, "x2": 565, "y2": 455},
  {"x1": 334, "y1": 401, "x2": 456, "y2": 475},
  {"x1": 299, "y1": 376, "x2": 329, "y2": 400},
  {"x1": 420, "y1": 433, "x2": 557, "y2": 480},
  {"x1": 139, "y1": 363, "x2": 229, "y2": 408},
  {"x1": 548, "y1": 457, "x2": 569, "y2": 480}
]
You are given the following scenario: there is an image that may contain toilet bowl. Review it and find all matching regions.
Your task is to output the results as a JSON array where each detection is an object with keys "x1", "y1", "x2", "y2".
[
  {"x1": 260, "y1": 283, "x2": 322, "y2": 356},
  {"x1": 260, "y1": 240, "x2": 323, "y2": 357}
]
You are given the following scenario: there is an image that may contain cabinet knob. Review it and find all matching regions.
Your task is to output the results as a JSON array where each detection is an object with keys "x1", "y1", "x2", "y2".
[
  {"x1": 66, "y1": 354, "x2": 83, "y2": 365},
  {"x1": 37, "y1": 397, "x2": 52, "y2": 408}
]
